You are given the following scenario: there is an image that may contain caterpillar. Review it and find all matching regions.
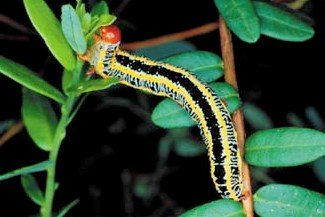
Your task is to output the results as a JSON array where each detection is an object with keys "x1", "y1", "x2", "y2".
[{"x1": 80, "y1": 25, "x2": 243, "y2": 201}]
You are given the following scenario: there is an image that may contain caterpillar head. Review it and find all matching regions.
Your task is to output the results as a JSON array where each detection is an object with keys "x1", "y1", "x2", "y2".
[{"x1": 99, "y1": 24, "x2": 121, "y2": 45}]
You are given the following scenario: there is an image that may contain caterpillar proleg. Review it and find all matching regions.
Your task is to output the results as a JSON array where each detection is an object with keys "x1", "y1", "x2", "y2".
[{"x1": 81, "y1": 25, "x2": 243, "y2": 201}]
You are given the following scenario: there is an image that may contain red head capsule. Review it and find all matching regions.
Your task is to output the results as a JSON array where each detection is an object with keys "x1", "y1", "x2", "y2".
[{"x1": 99, "y1": 25, "x2": 121, "y2": 44}]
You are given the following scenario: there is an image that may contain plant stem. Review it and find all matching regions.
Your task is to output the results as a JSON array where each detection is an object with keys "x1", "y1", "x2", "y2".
[
  {"x1": 41, "y1": 96, "x2": 75, "y2": 217},
  {"x1": 121, "y1": 22, "x2": 219, "y2": 50},
  {"x1": 218, "y1": 16, "x2": 254, "y2": 217},
  {"x1": 0, "y1": 121, "x2": 24, "y2": 147}
]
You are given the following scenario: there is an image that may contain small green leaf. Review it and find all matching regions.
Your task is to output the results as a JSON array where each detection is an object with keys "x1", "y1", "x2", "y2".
[
  {"x1": 214, "y1": 0, "x2": 260, "y2": 43},
  {"x1": 97, "y1": 14, "x2": 117, "y2": 27},
  {"x1": 57, "y1": 199, "x2": 79, "y2": 217},
  {"x1": 181, "y1": 199, "x2": 244, "y2": 217},
  {"x1": 162, "y1": 51, "x2": 224, "y2": 83},
  {"x1": 21, "y1": 174, "x2": 44, "y2": 206},
  {"x1": 252, "y1": 167, "x2": 275, "y2": 184},
  {"x1": 313, "y1": 157, "x2": 325, "y2": 184},
  {"x1": 134, "y1": 178, "x2": 152, "y2": 199},
  {"x1": 174, "y1": 138, "x2": 205, "y2": 157},
  {"x1": 75, "y1": 0, "x2": 87, "y2": 19},
  {"x1": 243, "y1": 102, "x2": 273, "y2": 129},
  {"x1": 91, "y1": 1, "x2": 109, "y2": 16},
  {"x1": 254, "y1": 1, "x2": 314, "y2": 41},
  {"x1": 22, "y1": 88, "x2": 58, "y2": 151},
  {"x1": 81, "y1": 13, "x2": 92, "y2": 34},
  {"x1": 245, "y1": 127, "x2": 325, "y2": 167},
  {"x1": 62, "y1": 59, "x2": 84, "y2": 95},
  {"x1": 210, "y1": 82, "x2": 241, "y2": 114},
  {"x1": 0, "y1": 161, "x2": 52, "y2": 181},
  {"x1": 305, "y1": 106, "x2": 324, "y2": 130},
  {"x1": 0, "y1": 56, "x2": 66, "y2": 104},
  {"x1": 254, "y1": 184, "x2": 325, "y2": 217},
  {"x1": 151, "y1": 82, "x2": 240, "y2": 128},
  {"x1": 85, "y1": 14, "x2": 116, "y2": 40},
  {"x1": 158, "y1": 136, "x2": 173, "y2": 159},
  {"x1": 286, "y1": 112, "x2": 305, "y2": 127},
  {"x1": 23, "y1": 0, "x2": 76, "y2": 70},
  {"x1": 61, "y1": 4, "x2": 87, "y2": 54},
  {"x1": 62, "y1": 69, "x2": 74, "y2": 95},
  {"x1": 135, "y1": 41, "x2": 197, "y2": 60},
  {"x1": 72, "y1": 78, "x2": 119, "y2": 94},
  {"x1": 152, "y1": 99, "x2": 195, "y2": 128}
]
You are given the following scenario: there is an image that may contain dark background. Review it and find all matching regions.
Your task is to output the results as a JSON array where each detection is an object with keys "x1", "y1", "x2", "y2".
[{"x1": 1, "y1": 0, "x2": 324, "y2": 216}]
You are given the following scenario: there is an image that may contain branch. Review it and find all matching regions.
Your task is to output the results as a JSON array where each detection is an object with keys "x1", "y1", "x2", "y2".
[
  {"x1": 0, "y1": 34, "x2": 29, "y2": 41},
  {"x1": 0, "y1": 14, "x2": 33, "y2": 34},
  {"x1": 121, "y1": 22, "x2": 219, "y2": 50},
  {"x1": 0, "y1": 121, "x2": 24, "y2": 147},
  {"x1": 219, "y1": 16, "x2": 254, "y2": 217}
]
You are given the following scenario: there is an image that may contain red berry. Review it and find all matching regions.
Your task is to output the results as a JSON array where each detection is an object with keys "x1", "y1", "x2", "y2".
[{"x1": 99, "y1": 25, "x2": 121, "y2": 44}]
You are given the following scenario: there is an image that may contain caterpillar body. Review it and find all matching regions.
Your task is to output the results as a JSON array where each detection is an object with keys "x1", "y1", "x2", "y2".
[{"x1": 81, "y1": 25, "x2": 243, "y2": 200}]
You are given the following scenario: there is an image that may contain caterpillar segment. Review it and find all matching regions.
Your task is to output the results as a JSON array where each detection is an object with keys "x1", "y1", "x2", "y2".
[{"x1": 80, "y1": 25, "x2": 243, "y2": 201}]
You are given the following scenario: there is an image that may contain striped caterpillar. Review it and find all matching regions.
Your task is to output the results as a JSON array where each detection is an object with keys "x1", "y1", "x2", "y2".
[{"x1": 80, "y1": 25, "x2": 243, "y2": 201}]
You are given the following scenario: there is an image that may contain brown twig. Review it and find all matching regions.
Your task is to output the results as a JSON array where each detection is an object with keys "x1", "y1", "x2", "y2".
[
  {"x1": 0, "y1": 121, "x2": 24, "y2": 147},
  {"x1": 121, "y1": 22, "x2": 219, "y2": 51},
  {"x1": 114, "y1": 0, "x2": 132, "y2": 16},
  {"x1": 219, "y1": 16, "x2": 254, "y2": 216},
  {"x1": 0, "y1": 14, "x2": 33, "y2": 34},
  {"x1": 0, "y1": 34, "x2": 30, "y2": 41}
]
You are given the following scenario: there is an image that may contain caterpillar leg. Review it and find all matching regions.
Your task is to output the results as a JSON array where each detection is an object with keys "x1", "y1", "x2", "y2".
[
  {"x1": 77, "y1": 34, "x2": 100, "y2": 62},
  {"x1": 77, "y1": 53, "x2": 96, "y2": 77},
  {"x1": 78, "y1": 52, "x2": 91, "y2": 62},
  {"x1": 86, "y1": 67, "x2": 95, "y2": 76},
  {"x1": 95, "y1": 70, "x2": 110, "y2": 79}
]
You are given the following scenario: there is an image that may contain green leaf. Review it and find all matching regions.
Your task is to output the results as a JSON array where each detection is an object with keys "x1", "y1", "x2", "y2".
[
  {"x1": 158, "y1": 136, "x2": 173, "y2": 159},
  {"x1": 85, "y1": 14, "x2": 116, "y2": 40},
  {"x1": 62, "y1": 59, "x2": 84, "y2": 95},
  {"x1": 71, "y1": 78, "x2": 119, "y2": 94},
  {"x1": 0, "y1": 56, "x2": 66, "y2": 104},
  {"x1": 181, "y1": 199, "x2": 244, "y2": 217},
  {"x1": 61, "y1": 4, "x2": 87, "y2": 54},
  {"x1": 134, "y1": 178, "x2": 152, "y2": 199},
  {"x1": 253, "y1": 1, "x2": 314, "y2": 41},
  {"x1": 62, "y1": 69, "x2": 75, "y2": 95},
  {"x1": 245, "y1": 127, "x2": 325, "y2": 167},
  {"x1": 210, "y1": 82, "x2": 241, "y2": 114},
  {"x1": 214, "y1": 0, "x2": 260, "y2": 43},
  {"x1": 0, "y1": 161, "x2": 52, "y2": 181},
  {"x1": 96, "y1": 14, "x2": 117, "y2": 28},
  {"x1": 21, "y1": 174, "x2": 44, "y2": 206},
  {"x1": 243, "y1": 102, "x2": 273, "y2": 130},
  {"x1": 23, "y1": 0, "x2": 76, "y2": 70},
  {"x1": 252, "y1": 167, "x2": 275, "y2": 184},
  {"x1": 75, "y1": 0, "x2": 87, "y2": 19},
  {"x1": 174, "y1": 138, "x2": 205, "y2": 157},
  {"x1": 313, "y1": 157, "x2": 325, "y2": 184},
  {"x1": 152, "y1": 99, "x2": 195, "y2": 128},
  {"x1": 286, "y1": 112, "x2": 305, "y2": 127},
  {"x1": 57, "y1": 199, "x2": 79, "y2": 217},
  {"x1": 81, "y1": 13, "x2": 92, "y2": 34},
  {"x1": 151, "y1": 82, "x2": 240, "y2": 128},
  {"x1": 135, "y1": 41, "x2": 197, "y2": 60},
  {"x1": 162, "y1": 51, "x2": 224, "y2": 83},
  {"x1": 254, "y1": 184, "x2": 325, "y2": 217},
  {"x1": 22, "y1": 88, "x2": 58, "y2": 151},
  {"x1": 305, "y1": 106, "x2": 324, "y2": 130},
  {"x1": 91, "y1": 1, "x2": 109, "y2": 16}
]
